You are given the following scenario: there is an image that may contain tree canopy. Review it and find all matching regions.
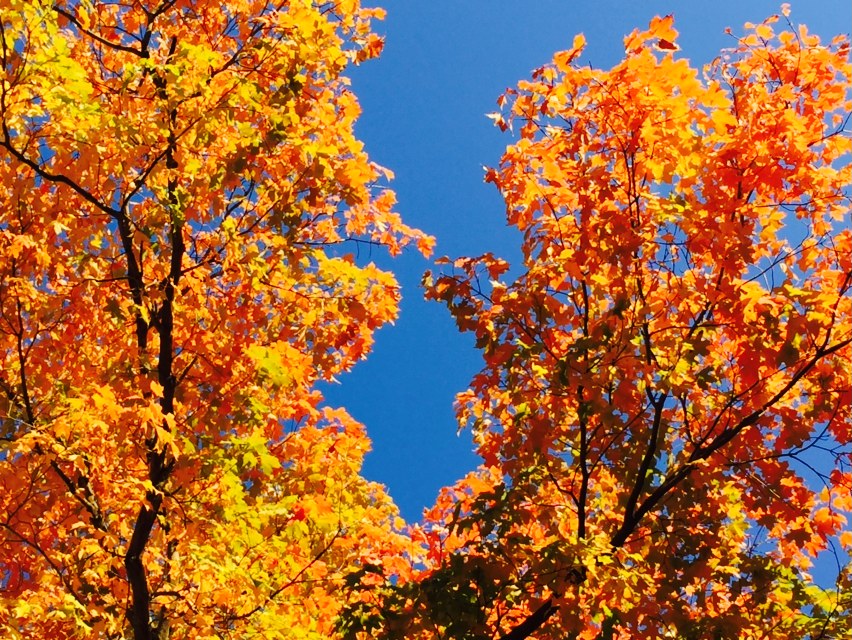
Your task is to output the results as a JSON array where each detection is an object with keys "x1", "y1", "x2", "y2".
[
  {"x1": 343, "y1": 11, "x2": 852, "y2": 640},
  {"x1": 1, "y1": 3, "x2": 850, "y2": 640},
  {"x1": 0, "y1": 1, "x2": 428, "y2": 637}
]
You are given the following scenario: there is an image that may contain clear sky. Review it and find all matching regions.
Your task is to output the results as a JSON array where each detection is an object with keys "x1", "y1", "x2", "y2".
[{"x1": 321, "y1": 1, "x2": 852, "y2": 523}]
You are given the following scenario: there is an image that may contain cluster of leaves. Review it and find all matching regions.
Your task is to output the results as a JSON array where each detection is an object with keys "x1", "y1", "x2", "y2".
[
  {"x1": 0, "y1": 1, "x2": 429, "y2": 638},
  {"x1": 342, "y1": 10, "x2": 852, "y2": 640}
]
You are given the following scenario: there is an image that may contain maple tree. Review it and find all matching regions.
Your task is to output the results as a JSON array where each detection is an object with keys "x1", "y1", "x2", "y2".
[
  {"x1": 0, "y1": 1, "x2": 430, "y2": 638},
  {"x1": 340, "y1": 10, "x2": 852, "y2": 640}
]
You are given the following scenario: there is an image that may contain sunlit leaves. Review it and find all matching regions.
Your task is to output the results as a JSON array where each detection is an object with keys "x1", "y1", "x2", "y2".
[
  {"x1": 0, "y1": 0, "x2": 428, "y2": 637},
  {"x1": 349, "y1": 11, "x2": 852, "y2": 640}
]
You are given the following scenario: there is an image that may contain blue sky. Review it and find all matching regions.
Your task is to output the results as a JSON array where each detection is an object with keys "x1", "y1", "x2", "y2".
[{"x1": 321, "y1": 1, "x2": 852, "y2": 523}]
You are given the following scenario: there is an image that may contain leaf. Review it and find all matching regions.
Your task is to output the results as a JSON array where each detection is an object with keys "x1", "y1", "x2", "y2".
[
  {"x1": 655, "y1": 38, "x2": 679, "y2": 51},
  {"x1": 246, "y1": 344, "x2": 294, "y2": 388}
]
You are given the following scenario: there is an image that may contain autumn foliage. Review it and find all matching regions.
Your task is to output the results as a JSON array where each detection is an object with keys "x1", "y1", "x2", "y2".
[
  {"x1": 0, "y1": 1, "x2": 429, "y2": 638},
  {"x1": 341, "y1": 11, "x2": 852, "y2": 640},
  {"x1": 1, "y1": 3, "x2": 851, "y2": 640}
]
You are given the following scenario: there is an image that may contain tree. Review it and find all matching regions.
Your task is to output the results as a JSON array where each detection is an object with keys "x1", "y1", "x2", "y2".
[
  {"x1": 0, "y1": 1, "x2": 430, "y2": 638},
  {"x1": 341, "y1": 11, "x2": 852, "y2": 640}
]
